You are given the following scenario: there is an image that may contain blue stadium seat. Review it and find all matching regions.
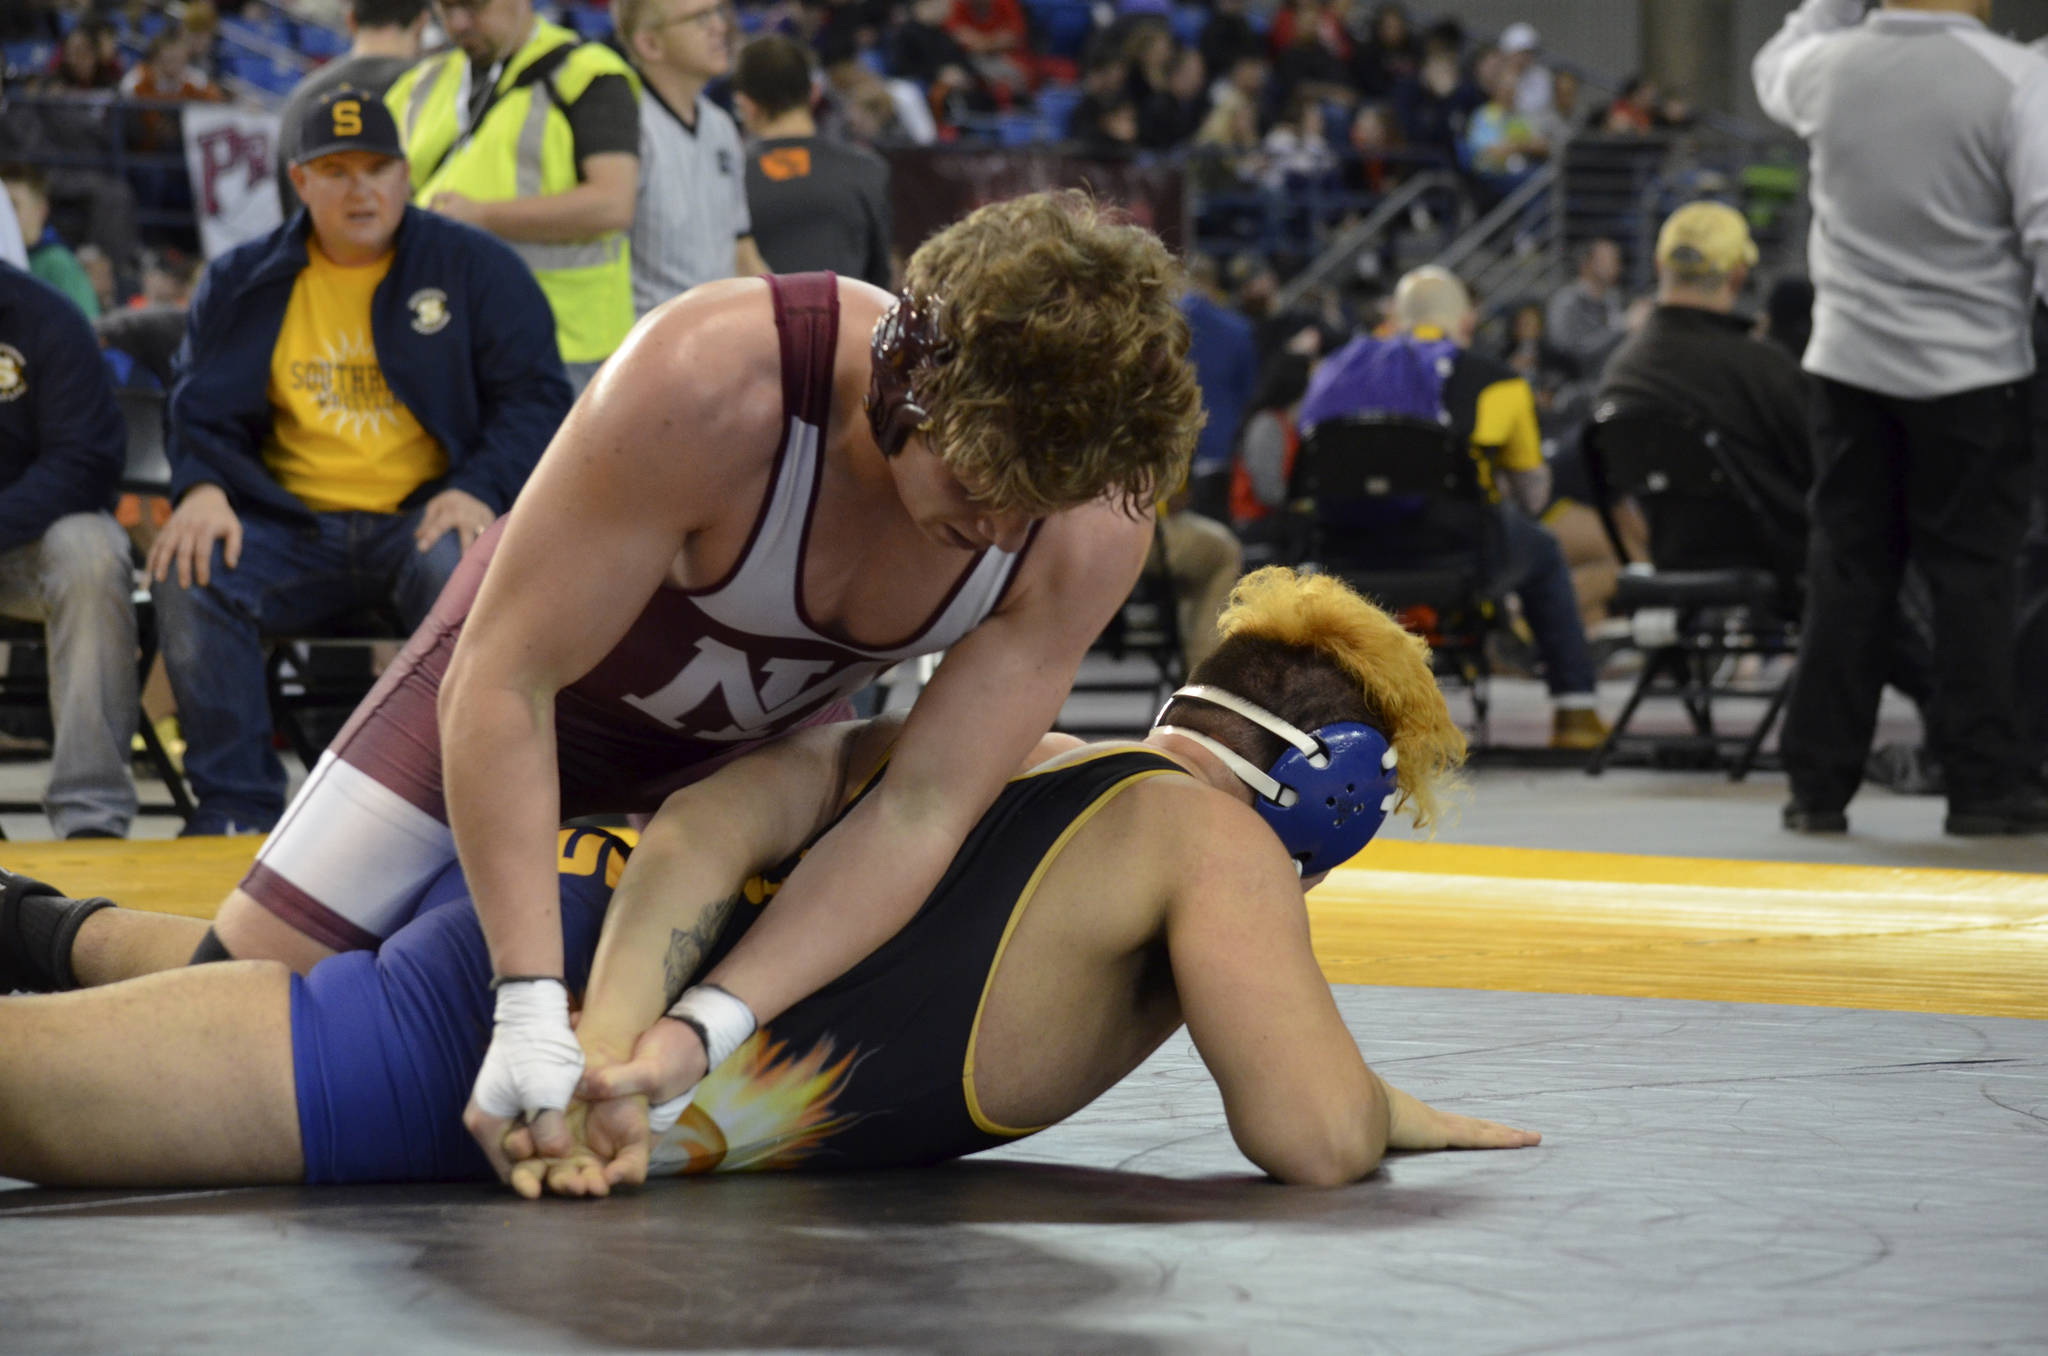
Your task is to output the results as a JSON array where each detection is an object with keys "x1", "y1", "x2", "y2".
[
  {"x1": 296, "y1": 23, "x2": 349, "y2": 60},
  {"x1": 996, "y1": 111, "x2": 1043, "y2": 147},
  {"x1": 2, "y1": 41, "x2": 54, "y2": 75},
  {"x1": 563, "y1": 6, "x2": 614, "y2": 39},
  {"x1": 1027, "y1": 0, "x2": 1094, "y2": 59},
  {"x1": 1169, "y1": 4, "x2": 1205, "y2": 47},
  {"x1": 1034, "y1": 83, "x2": 1083, "y2": 137}
]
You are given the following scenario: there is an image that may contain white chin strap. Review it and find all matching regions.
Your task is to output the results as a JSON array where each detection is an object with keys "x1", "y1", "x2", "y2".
[
  {"x1": 1153, "y1": 725, "x2": 1295, "y2": 807},
  {"x1": 1152, "y1": 684, "x2": 1325, "y2": 808}
]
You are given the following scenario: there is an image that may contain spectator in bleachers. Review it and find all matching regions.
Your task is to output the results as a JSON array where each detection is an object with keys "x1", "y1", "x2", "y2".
[
  {"x1": 1260, "y1": 89, "x2": 1337, "y2": 192},
  {"x1": 819, "y1": 41, "x2": 938, "y2": 145},
  {"x1": 1496, "y1": 21, "x2": 1551, "y2": 117},
  {"x1": 120, "y1": 28, "x2": 228, "y2": 154},
  {"x1": 1181, "y1": 251, "x2": 1259, "y2": 520},
  {"x1": 944, "y1": 0, "x2": 1030, "y2": 107},
  {"x1": 1391, "y1": 21, "x2": 1475, "y2": 166},
  {"x1": 614, "y1": 0, "x2": 768, "y2": 315},
  {"x1": 733, "y1": 34, "x2": 892, "y2": 287},
  {"x1": 1544, "y1": 238, "x2": 1635, "y2": 380},
  {"x1": 1, "y1": 164, "x2": 98, "y2": 317},
  {"x1": 154, "y1": 90, "x2": 569, "y2": 835},
  {"x1": 1530, "y1": 66, "x2": 1579, "y2": 149},
  {"x1": 1462, "y1": 56, "x2": 1547, "y2": 202},
  {"x1": 74, "y1": 245, "x2": 120, "y2": 314},
  {"x1": 44, "y1": 22, "x2": 124, "y2": 91},
  {"x1": 1349, "y1": 2, "x2": 1417, "y2": 100},
  {"x1": 1300, "y1": 266, "x2": 1607, "y2": 748},
  {"x1": 1065, "y1": 43, "x2": 1131, "y2": 145},
  {"x1": 274, "y1": 0, "x2": 427, "y2": 217},
  {"x1": 1140, "y1": 45, "x2": 1208, "y2": 150},
  {"x1": 1345, "y1": 102, "x2": 1397, "y2": 193},
  {"x1": 387, "y1": 0, "x2": 638, "y2": 393},
  {"x1": 0, "y1": 260, "x2": 141, "y2": 838},
  {"x1": 1189, "y1": 81, "x2": 1261, "y2": 191},
  {"x1": 137, "y1": 247, "x2": 201, "y2": 309},
  {"x1": 1600, "y1": 75, "x2": 1657, "y2": 134},
  {"x1": 1197, "y1": 0, "x2": 1260, "y2": 95},
  {"x1": 1229, "y1": 349, "x2": 1312, "y2": 550},
  {"x1": 886, "y1": 0, "x2": 991, "y2": 123},
  {"x1": 1268, "y1": 0, "x2": 1352, "y2": 113}
]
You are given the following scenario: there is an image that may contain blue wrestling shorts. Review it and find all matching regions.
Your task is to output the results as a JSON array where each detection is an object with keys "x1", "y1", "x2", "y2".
[{"x1": 288, "y1": 829, "x2": 626, "y2": 1184}]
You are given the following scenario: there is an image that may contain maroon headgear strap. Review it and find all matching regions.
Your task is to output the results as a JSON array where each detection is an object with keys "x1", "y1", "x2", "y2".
[{"x1": 864, "y1": 293, "x2": 956, "y2": 458}]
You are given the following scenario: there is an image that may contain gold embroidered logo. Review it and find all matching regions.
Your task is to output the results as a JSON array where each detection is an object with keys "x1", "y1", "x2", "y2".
[
  {"x1": 333, "y1": 99, "x2": 363, "y2": 137},
  {"x1": 408, "y1": 288, "x2": 450, "y2": 335},
  {"x1": 0, "y1": 344, "x2": 25, "y2": 403}
]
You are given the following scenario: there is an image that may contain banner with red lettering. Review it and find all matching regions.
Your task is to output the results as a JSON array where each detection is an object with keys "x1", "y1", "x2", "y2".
[{"x1": 181, "y1": 104, "x2": 284, "y2": 259}]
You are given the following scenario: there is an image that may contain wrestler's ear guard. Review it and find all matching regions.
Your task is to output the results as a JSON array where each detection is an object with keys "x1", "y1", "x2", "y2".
[{"x1": 1154, "y1": 685, "x2": 1399, "y2": 876}]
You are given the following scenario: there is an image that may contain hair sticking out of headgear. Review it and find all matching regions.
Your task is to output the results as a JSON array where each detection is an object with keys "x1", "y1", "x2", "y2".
[
  {"x1": 865, "y1": 293, "x2": 955, "y2": 458},
  {"x1": 1188, "y1": 567, "x2": 1467, "y2": 834}
]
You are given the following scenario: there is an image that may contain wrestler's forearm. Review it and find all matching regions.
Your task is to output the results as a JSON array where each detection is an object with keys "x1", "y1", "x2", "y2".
[
  {"x1": 700, "y1": 791, "x2": 958, "y2": 1024},
  {"x1": 576, "y1": 814, "x2": 756, "y2": 1064},
  {"x1": 441, "y1": 679, "x2": 568, "y2": 978}
]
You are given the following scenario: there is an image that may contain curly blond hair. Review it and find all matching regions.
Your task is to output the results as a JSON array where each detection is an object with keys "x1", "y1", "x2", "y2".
[
  {"x1": 1167, "y1": 567, "x2": 1467, "y2": 834},
  {"x1": 900, "y1": 190, "x2": 1202, "y2": 516}
]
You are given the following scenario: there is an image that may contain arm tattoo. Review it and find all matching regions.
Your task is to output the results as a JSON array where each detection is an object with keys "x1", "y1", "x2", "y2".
[{"x1": 662, "y1": 891, "x2": 744, "y2": 1006}]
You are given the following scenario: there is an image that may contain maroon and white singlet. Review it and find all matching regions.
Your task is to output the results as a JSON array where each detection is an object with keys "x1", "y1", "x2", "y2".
[{"x1": 247, "y1": 273, "x2": 1032, "y2": 952}]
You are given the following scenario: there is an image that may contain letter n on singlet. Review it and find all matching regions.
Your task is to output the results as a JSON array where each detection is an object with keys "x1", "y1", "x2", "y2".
[{"x1": 622, "y1": 636, "x2": 838, "y2": 737}]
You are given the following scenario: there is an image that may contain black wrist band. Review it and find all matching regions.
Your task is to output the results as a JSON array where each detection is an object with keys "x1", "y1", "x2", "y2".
[
  {"x1": 660, "y1": 1011, "x2": 714, "y2": 1056},
  {"x1": 489, "y1": 974, "x2": 563, "y2": 991}
]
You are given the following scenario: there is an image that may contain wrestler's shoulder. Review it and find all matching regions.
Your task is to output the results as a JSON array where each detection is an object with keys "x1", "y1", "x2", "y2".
[{"x1": 616, "y1": 279, "x2": 784, "y2": 382}]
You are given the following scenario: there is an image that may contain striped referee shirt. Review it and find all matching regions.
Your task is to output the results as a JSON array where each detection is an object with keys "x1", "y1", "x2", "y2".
[
  {"x1": 1754, "y1": 0, "x2": 2048, "y2": 398},
  {"x1": 630, "y1": 82, "x2": 751, "y2": 317}
]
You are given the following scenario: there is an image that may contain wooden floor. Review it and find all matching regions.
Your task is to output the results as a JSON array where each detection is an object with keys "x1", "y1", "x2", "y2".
[{"x1": 23, "y1": 833, "x2": 2046, "y2": 1020}]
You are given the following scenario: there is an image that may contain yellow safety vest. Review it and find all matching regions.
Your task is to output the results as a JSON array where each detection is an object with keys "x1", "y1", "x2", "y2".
[{"x1": 387, "y1": 21, "x2": 637, "y2": 365}]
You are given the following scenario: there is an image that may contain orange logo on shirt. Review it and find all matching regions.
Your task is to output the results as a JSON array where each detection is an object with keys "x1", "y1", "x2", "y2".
[{"x1": 758, "y1": 147, "x2": 811, "y2": 181}]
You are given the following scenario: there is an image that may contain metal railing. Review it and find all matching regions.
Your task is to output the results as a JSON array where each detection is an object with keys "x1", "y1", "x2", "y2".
[{"x1": 1271, "y1": 169, "x2": 1463, "y2": 312}]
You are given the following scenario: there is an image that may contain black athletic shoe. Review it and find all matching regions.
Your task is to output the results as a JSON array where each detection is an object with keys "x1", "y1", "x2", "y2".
[
  {"x1": 0, "y1": 865, "x2": 67, "y2": 993},
  {"x1": 1782, "y1": 803, "x2": 1848, "y2": 834},
  {"x1": 1944, "y1": 791, "x2": 2048, "y2": 837}
]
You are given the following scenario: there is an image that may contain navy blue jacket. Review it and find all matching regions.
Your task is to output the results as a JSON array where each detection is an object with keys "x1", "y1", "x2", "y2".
[
  {"x1": 0, "y1": 263, "x2": 123, "y2": 556},
  {"x1": 169, "y1": 206, "x2": 572, "y2": 524}
]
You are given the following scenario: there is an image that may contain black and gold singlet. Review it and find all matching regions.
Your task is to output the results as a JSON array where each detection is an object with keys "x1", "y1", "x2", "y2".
[{"x1": 645, "y1": 747, "x2": 1186, "y2": 1175}]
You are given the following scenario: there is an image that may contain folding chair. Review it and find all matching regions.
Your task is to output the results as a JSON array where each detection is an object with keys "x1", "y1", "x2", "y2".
[
  {"x1": 1580, "y1": 402, "x2": 1800, "y2": 779},
  {"x1": 1289, "y1": 415, "x2": 1500, "y2": 741}
]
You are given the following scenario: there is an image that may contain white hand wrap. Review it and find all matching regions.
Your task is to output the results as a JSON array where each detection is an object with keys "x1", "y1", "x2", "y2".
[
  {"x1": 646, "y1": 1086, "x2": 697, "y2": 1138},
  {"x1": 664, "y1": 983, "x2": 758, "y2": 1072},
  {"x1": 642, "y1": 987, "x2": 756, "y2": 1139},
  {"x1": 472, "y1": 978, "x2": 585, "y2": 1120}
]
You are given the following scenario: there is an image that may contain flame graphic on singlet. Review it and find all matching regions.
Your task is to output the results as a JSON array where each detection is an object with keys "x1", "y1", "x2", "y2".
[{"x1": 649, "y1": 1030, "x2": 865, "y2": 1175}]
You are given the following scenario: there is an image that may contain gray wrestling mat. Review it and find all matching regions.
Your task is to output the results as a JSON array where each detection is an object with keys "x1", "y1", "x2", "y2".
[{"x1": 5, "y1": 985, "x2": 2045, "y2": 1355}]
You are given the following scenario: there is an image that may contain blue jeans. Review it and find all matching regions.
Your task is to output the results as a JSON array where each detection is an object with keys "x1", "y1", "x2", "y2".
[
  {"x1": 153, "y1": 508, "x2": 463, "y2": 830},
  {"x1": 1495, "y1": 506, "x2": 1596, "y2": 697}
]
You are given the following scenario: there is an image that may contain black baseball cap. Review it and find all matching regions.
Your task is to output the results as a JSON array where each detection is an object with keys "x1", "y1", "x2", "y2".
[{"x1": 292, "y1": 86, "x2": 405, "y2": 166}]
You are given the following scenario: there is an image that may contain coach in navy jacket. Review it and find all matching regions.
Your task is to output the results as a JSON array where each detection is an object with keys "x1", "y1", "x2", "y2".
[
  {"x1": 154, "y1": 88, "x2": 572, "y2": 837},
  {"x1": 167, "y1": 204, "x2": 569, "y2": 526}
]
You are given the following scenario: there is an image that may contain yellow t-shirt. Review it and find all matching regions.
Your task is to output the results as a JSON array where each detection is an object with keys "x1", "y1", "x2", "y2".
[{"x1": 263, "y1": 244, "x2": 448, "y2": 514}]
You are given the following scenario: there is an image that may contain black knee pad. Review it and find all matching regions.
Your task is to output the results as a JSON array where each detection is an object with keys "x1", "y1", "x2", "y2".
[{"x1": 188, "y1": 927, "x2": 237, "y2": 966}]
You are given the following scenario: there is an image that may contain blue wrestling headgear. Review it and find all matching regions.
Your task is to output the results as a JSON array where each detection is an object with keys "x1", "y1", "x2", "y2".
[{"x1": 1154, "y1": 684, "x2": 1399, "y2": 876}]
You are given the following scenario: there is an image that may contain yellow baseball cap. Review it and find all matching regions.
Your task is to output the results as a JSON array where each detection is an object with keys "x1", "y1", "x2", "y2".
[{"x1": 1655, "y1": 201, "x2": 1759, "y2": 280}]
